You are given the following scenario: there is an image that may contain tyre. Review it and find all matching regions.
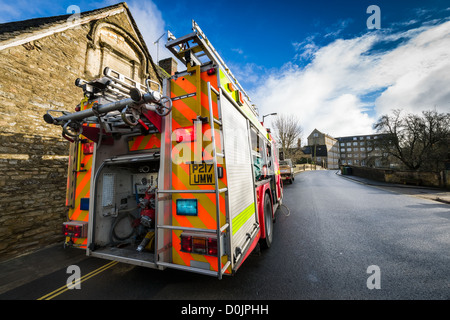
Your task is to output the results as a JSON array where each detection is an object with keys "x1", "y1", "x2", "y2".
[{"x1": 260, "y1": 195, "x2": 273, "y2": 249}]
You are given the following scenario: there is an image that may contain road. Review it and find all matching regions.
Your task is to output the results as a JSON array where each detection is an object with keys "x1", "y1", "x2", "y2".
[{"x1": 1, "y1": 170, "x2": 449, "y2": 301}]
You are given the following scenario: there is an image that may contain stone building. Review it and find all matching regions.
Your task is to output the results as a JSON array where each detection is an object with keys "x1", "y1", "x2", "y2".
[
  {"x1": 0, "y1": 2, "x2": 166, "y2": 262},
  {"x1": 306, "y1": 129, "x2": 339, "y2": 169}
]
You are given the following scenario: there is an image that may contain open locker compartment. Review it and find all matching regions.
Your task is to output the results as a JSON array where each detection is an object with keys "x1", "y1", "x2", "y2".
[{"x1": 87, "y1": 153, "x2": 162, "y2": 268}]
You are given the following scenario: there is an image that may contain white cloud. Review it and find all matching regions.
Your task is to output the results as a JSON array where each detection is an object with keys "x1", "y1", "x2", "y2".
[
  {"x1": 126, "y1": 0, "x2": 173, "y2": 63},
  {"x1": 253, "y1": 19, "x2": 450, "y2": 141},
  {"x1": 231, "y1": 48, "x2": 244, "y2": 55}
]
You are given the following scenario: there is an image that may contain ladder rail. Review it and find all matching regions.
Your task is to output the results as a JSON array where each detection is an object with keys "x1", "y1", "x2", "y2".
[
  {"x1": 191, "y1": 21, "x2": 252, "y2": 105},
  {"x1": 206, "y1": 81, "x2": 224, "y2": 279},
  {"x1": 166, "y1": 21, "x2": 258, "y2": 117}
]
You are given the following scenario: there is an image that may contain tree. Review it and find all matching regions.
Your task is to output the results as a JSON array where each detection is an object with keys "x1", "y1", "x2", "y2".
[
  {"x1": 272, "y1": 114, "x2": 303, "y2": 159},
  {"x1": 373, "y1": 109, "x2": 450, "y2": 171}
]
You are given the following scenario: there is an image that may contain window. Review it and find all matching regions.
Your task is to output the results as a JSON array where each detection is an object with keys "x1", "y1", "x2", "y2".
[
  {"x1": 250, "y1": 128, "x2": 268, "y2": 182},
  {"x1": 341, "y1": 148, "x2": 345, "y2": 152},
  {"x1": 347, "y1": 148, "x2": 351, "y2": 152},
  {"x1": 360, "y1": 142, "x2": 365, "y2": 146},
  {"x1": 346, "y1": 142, "x2": 351, "y2": 146},
  {"x1": 353, "y1": 148, "x2": 359, "y2": 152},
  {"x1": 313, "y1": 133, "x2": 318, "y2": 137},
  {"x1": 340, "y1": 143, "x2": 345, "y2": 146},
  {"x1": 359, "y1": 137, "x2": 364, "y2": 140},
  {"x1": 360, "y1": 147, "x2": 365, "y2": 151},
  {"x1": 353, "y1": 137, "x2": 357, "y2": 141},
  {"x1": 251, "y1": 129, "x2": 259, "y2": 153},
  {"x1": 353, "y1": 142, "x2": 358, "y2": 146}
]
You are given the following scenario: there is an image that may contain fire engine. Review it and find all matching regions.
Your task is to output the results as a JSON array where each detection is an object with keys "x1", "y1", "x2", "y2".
[{"x1": 43, "y1": 21, "x2": 283, "y2": 279}]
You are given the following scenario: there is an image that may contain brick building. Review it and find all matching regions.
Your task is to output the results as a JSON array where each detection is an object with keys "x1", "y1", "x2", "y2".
[{"x1": 0, "y1": 3, "x2": 165, "y2": 262}]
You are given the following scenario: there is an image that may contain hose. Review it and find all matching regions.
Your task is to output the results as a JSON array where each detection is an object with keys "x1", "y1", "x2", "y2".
[
  {"x1": 279, "y1": 204, "x2": 291, "y2": 217},
  {"x1": 110, "y1": 211, "x2": 138, "y2": 245}
]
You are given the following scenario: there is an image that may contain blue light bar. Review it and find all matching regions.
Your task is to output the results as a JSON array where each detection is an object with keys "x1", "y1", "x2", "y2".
[{"x1": 176, "y1": 199, "x2": 198, "y2": 216}]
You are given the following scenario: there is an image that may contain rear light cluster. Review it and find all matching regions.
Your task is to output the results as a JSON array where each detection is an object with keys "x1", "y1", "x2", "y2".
[
  {"x1": 180, "y1": 234, "x2": 218, "y2": 256},
  {"x1": 82, "y1": 142, "x2": 94, "y2": 154},
  {"x1": 174, "y1": 126, "x2": 195, "y2": 143},
  {"x1": 63, "y1": 221, "x2": 88, "y2": 238}
]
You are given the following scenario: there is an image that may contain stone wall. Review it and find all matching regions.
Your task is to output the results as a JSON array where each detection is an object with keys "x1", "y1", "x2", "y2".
[
  {"x1": 0, "y1": 9, "x2": 159, "y2": 262},
  {"x1": 346, "y1": 165, "x2": 446, "y2": 188},
  {"x1": 0, "y1": 25, "x2": 93, "y2": 262}
]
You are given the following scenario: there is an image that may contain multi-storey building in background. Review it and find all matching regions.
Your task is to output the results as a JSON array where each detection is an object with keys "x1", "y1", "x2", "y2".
[
  {"x1": 302, "y1": 129, "x2": 396, "y2": 169},
  {"x1": 337, "y1": 134, "x2": 394, "y2": 168}
]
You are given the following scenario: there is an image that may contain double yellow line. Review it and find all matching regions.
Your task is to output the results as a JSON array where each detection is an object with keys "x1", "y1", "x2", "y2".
[{"x1": 37, "y1": 260, "x2": 119, "y2": 300}]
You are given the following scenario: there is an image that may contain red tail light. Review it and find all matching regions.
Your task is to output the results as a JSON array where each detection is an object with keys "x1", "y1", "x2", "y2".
[
  {"x1": 180, "y1": 234, "x2": 218, "y2": 256},
  {"x1": 174, "y1": 126, "x2": 195, "y2": 143},
  {"x1": 63, "y1": 221, "x2": 87, "y2": 238},
  {"x1": 82, "y1": 142, "x2": 94, "y2": 154},
  {"x1": 207, "y1": 238, "x2": 218, "y2": 256},
  {"x1": 206, "y1": 68, "x2": 216, "y2": 75},
  {"x1": 181, "y1": 235, "x2": 192, "y2": 253}
]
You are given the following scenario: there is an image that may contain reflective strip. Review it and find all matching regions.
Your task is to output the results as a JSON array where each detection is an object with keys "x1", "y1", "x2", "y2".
[
  {"x1": 232, "y1": 203, "x2": 255, "y2": 235},
  {"x1": 128, "y1": 134, "x2": 161, "y2": 151},
  {"x1": 69, "y1": 153, "x2": 92, "y2": 222}
]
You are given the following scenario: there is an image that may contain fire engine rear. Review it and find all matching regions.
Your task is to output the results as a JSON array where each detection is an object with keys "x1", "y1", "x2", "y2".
[{"x1": 43, "y1": 21, "x2": 283, "y2": 279}]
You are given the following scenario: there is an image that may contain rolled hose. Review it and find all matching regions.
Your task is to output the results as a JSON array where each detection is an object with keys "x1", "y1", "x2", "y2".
[{"x1": 110, "y1": 210, "x2": 138, "y2": 244}]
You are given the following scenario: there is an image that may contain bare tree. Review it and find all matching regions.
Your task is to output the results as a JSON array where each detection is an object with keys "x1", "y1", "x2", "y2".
[
  {"x1": 272, "y1": 114, "x2": 303, "y2": 159},
  {"x1": 373, "y1": 109, "x2": 450, "y2": 171}
]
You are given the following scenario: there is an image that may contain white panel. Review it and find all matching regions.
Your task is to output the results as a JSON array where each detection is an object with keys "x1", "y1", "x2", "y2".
[
  {"x1": 102, "y1": 173, "x2": 115, "y2": 207},
  {"x1": 221, "y1": 96, "x2": 256, "y2": 248}
]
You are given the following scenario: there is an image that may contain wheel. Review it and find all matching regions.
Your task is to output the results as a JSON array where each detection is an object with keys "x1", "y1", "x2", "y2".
[{"x1": 260, "y1": 195, "x2": 273, "y2": 249}]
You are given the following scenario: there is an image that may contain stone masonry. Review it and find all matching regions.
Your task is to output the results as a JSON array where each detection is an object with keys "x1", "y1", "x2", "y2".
[{"x1": 0, "y1": 3, "x2": 162, "y2": 262}]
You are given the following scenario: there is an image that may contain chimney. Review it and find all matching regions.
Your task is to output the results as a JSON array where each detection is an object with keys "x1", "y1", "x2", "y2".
[{"x1": 159, "y1": 57, "x2": 178, "y2": 76}]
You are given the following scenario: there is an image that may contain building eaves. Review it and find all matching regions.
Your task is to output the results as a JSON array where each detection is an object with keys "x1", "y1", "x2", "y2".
[
  {"x1": 0, "y1": 2, "x2": 163, "y2": 85},
  {"x1": 0, "y1": 3, "x2": 127, "y2": 47}
]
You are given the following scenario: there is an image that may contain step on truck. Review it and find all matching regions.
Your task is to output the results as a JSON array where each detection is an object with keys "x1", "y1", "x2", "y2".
[{"x1": 43, "y1": 21, "x2": 283, "y2": 279}]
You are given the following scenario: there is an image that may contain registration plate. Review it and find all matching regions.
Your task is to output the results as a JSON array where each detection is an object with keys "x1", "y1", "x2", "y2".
[{"x1": 190, "y1": 163, "x2": 215, "y2": 185}]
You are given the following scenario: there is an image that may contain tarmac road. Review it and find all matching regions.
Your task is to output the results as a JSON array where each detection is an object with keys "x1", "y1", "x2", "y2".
[{"x1": 0, "y1": 170, "x2": 449, "y2": 301}]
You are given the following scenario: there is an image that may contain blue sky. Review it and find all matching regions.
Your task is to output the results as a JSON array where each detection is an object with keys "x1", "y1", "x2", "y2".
[{"x1": 1, "y1": 0, "x2": 450, "y2": 140}]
